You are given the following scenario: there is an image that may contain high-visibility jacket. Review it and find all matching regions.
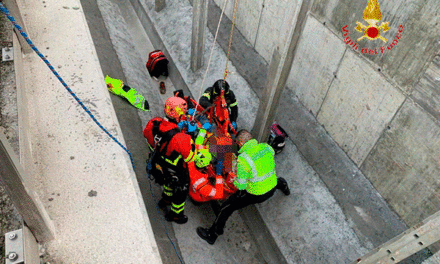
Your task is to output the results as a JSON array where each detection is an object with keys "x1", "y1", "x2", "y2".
[
  {"x1": 188, "y1": 162, "x2": 224, "y2": 202},
  {"x1": 234, "y1": 139, "x2": 277, "y2": 195},
  {"x1": 105, "y1": 75, "x2": 149, "y2": 111}
]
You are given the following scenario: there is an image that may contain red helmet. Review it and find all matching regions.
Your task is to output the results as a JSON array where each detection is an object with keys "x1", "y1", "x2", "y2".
[{"x1": 164, "y1": 96, "x2": 187, "y2": 121}]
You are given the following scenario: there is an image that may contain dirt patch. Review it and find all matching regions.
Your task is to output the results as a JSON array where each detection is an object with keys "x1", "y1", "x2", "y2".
[{"x1": 0, "y1": 11, "x2": 23, "y2": 263}]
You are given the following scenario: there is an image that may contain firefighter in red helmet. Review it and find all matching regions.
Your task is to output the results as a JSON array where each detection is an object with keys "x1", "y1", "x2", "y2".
[{"x1": 144, "y1": 96, "x2": 197, "y2": 224}]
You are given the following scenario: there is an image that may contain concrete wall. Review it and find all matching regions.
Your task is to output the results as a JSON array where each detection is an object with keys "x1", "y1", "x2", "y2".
[
  {"x1": 213, "y1": 0, "x2": 440, "y2": 226},
  {"x1": 212, "y1": 0, "x2": 301, "y2": 63}
]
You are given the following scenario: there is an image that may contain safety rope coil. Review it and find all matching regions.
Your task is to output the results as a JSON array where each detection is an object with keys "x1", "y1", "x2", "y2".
[
  {"x1": 0, "y1": 3, "x2": 135, "y2": 170},
  {"x1": 224, "y1": 0, "x2": 239, "y2": 80}
]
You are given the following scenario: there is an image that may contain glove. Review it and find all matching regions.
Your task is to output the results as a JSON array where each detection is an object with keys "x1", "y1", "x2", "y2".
[
  {"x1": 188, "y1": 108, "x2": 196, "y2": 115},
  {"x1": 202, "y1": 122, "x2": 212, "y2": 132},
  {"x1": 178, "y1": 120, "x2": 189, "y2": 130},
  {"x1": 231, "y1": 121, "x2": 237, "y2": 130},
  {"x1": 187, "y1": 121, "x2": 198, "y2": 133}
]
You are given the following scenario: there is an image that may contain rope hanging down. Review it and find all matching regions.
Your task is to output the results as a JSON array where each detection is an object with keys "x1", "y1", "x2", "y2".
[
  {"x1": 192, "y1": 0, "x2": 230, "y2": 120},
  {"x1": 0, "y1": 3, "x2": 136, "y2": 170},
  {"x1": 224, "y1": 0, "x2": 239, "y2": 80}
]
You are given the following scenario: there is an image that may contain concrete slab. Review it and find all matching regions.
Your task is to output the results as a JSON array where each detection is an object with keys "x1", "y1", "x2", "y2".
[
  {"x1": 312, "y1": 0, "x2": 440, "y2": 92},
  {"x1": 16, "y1": 0, "x2": 161, "y2": 262},
  {"x1": 361, "y1": 99, "x2": 440, "y2": 226},
  {"x1": 286, "y1": 15, "x2": 346, "y2": 116},
  {"x1": 411, "y1": 54, "x2": 440, "y2": 123},
  {"x1": 257, "y1": 139, "x2": 369, "y2": 263},
  {"x1": 317, "y1": 50, "x2": 405, "y2": 165}
]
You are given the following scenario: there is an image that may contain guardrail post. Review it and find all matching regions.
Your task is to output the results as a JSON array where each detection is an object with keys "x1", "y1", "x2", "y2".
[
  {"x1": 0, "y1": 132, "x2": 55, "y2": 242},
  {"x1": 2, "y1": 0, "x2": 32, "y2": 54}
]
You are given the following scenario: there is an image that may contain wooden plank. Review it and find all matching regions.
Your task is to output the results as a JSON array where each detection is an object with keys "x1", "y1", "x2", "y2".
[{"x1": 352, "y1": 211, "x2": 440, "y2": 263}]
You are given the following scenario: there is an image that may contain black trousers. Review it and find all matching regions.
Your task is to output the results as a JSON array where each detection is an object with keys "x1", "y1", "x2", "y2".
[{"x1": 210, "y1": 180, "x2": 283, "y2": 235}]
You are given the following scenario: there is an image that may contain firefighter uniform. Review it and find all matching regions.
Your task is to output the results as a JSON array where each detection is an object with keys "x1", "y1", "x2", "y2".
[
  {"x1": 199, "y1": 80, "x2": 238, "y2": 123},
  {"x1": 144, "y1": 117, "x2": 197, "y2": 224}
]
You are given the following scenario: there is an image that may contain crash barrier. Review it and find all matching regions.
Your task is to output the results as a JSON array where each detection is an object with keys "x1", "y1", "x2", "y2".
[{"x1": 0, "y1": 3, "x2": 135, "y2": 170}]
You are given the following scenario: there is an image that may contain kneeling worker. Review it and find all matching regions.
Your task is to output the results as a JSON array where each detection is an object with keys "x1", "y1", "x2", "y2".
[{"x1": 196, "y1": 129, "x2": 290, "y2": 244}]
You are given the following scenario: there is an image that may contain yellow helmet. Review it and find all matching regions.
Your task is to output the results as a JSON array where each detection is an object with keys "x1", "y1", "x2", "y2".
[{"x1": 195, "y1": 149, "x2": 212, "y2": 168}]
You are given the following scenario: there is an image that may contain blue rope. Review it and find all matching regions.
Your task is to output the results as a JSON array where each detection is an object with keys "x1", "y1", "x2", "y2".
[{"x1": 0, "y1": 3, "x2": 135, "y2": 170}]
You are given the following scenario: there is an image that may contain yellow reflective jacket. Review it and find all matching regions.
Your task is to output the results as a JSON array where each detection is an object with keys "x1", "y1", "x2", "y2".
[
  {"x1": 105, "y1": 75, "x2": 149, "y2": 111},
  {"x1": 234, "y1": 139, "x2": 277, "y2": 195}
]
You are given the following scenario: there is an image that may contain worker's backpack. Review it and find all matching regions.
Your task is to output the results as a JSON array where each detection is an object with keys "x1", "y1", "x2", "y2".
[
  {"x1": 146, "y1": 50, "x2": 169, "y2": 78},
  {"x1": 267, "y1": 122, "x2": 288, "y2": 155}
]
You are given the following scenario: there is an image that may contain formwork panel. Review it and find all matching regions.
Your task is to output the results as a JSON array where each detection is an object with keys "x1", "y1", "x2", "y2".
[
  {"x1": 361, "y1": 100, "x2": 440, "y2": 226},
  {"x1": 286, "y1": 15, "x2": 346, "y2": 116},
  {"x1": 411, "y1": 54, "x2": 440, "y2": 123},
  {"x1": 317, "y1": 50, "x2": 405, "y2": 165}
]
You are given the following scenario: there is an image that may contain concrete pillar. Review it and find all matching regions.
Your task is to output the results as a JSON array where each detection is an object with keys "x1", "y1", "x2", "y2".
[
  {"x1": 190, "y1": 0, "x2": 208, "y2": 71},
  {"x1": 3, "y1": 0, "x2": 32, "y2": 53},
  {"x1": 0, "y1": 132, "x2": 55, "y2": 242},
  {"x1": 155, "y1": 0, "x2": 166, "y2": 12},
  {"x1": 251, "y1": 0, "x2": 314, "y2": 142}
]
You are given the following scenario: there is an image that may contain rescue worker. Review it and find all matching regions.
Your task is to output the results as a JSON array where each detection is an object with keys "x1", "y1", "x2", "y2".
[
  {"x1": 105, "y1": 75, "x2": 149, "y2": 111},
  {"x1": 143, "y1": 96, "x2": 197, "y2": 224},
  {"x1": 199, "y1": 79, "x2": 238, "y2": 130},
  {"x1": 196, "y1": 129, "x2": 290, "y2": 244},
  {"x1": 188, "y1": 149, "x2": 225, "y2": 203}
]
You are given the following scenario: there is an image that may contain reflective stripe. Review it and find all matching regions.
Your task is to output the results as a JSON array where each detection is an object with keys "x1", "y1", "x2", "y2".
[
  {"x1": 236, "y1": 178, "x2": 247, "y2": 185},
  {"x1": 184, "y1": 150, "x2": 195, "y2": 163},
  {"x1": 240, "y1": 152, "x2": 275, "y2": 183},
  {"x1": 164, "y1": 191, "x2": 173, "y2": 196},
  {"x1": 192, "y1": 178, "x2": 206, "y2": 192},
  {"x1": 229, "y1": 101, "x2": 237, "y2": 107},
  {"x1": 165, "y1": 155, "x2": 182, "y2": 165},
  {"x1": 248, "y1": 170, "x2": 275, "y2": 182},
  {"x1": 208, "y1": 189, "x2": 216, "y2": 197},
  {"x1": 134, "y1": 95, "x2": 141, "y2": 107},
  {"x1": 171, "y1": 202, "x2": 185, "y2": 213},
  {"x1": 202, "y1": 92, "x2": 211, "y2": 100},
  {"x1": 241, "y1": 153, "x2": 258, "y2": 178}
]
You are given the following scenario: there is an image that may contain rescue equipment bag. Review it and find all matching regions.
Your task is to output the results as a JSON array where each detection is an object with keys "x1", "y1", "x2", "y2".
[
  {"x1": 146, "y1": 50, "x2": 169, "y2": 78},
  {"x1": 146, "y1": 119, "x2": 180, "y2": 185},
  {"x1": 267, "y1": 122, "x2": 288, "y2": 154}
]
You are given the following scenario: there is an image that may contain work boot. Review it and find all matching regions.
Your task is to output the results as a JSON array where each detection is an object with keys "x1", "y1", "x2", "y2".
[
  {"x1": 158, "y1": 199, "x2": 171, "y2": 209},
  {"x1": 196, "y1": 227, "x2": 218, "y2": 245},
  {"x1": 165, "y1": 211, "x2": 188, "y2": 224},
  {"x1": 277, "y1": 177, "x2": 290, "y2": 196}
]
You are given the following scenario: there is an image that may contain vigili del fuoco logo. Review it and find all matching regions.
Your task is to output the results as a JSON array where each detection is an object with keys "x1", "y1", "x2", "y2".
[{"x1": 341, "y1": 0, "x2": 403, "y2": 55}]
